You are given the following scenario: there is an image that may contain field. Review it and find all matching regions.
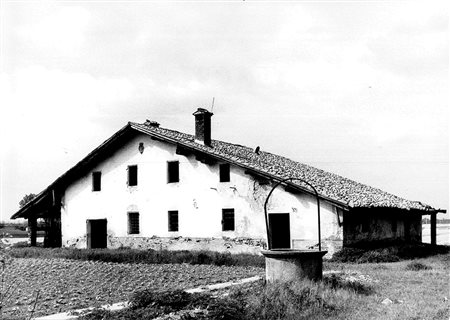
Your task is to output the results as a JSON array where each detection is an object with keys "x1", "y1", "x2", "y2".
[
  {"x1": 422, "y1": 224, "x2": 450, "y2": 245},
  {"x1": 0, "y1": 224, "x2": 45, "y2": 238},
  {"x1": 0, "y1": 246, "x2": 448, "y2": 320}
]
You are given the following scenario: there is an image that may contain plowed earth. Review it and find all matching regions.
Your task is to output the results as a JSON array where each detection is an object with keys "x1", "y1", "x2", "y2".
[{"x1": 2, "y1": 258, "x2": 263, "y2": 319}]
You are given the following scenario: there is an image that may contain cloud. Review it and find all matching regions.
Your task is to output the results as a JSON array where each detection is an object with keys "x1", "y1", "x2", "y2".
[
  {"x1": 16, "y1": 6, "x2": 90, "y2": 57},
  {"x1": 1, "y1": 66, "x2": 135, "y2": 159}
]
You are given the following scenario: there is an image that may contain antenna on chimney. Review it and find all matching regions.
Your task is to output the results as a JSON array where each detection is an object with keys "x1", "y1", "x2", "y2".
[{"x1": 211, "y1": 97, "x2": 215, "y2": 113}]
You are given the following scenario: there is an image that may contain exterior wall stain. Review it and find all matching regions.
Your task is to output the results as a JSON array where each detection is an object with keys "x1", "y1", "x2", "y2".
[{"x1": 61, "y1": 132, "x2": 344, "y2": 257}]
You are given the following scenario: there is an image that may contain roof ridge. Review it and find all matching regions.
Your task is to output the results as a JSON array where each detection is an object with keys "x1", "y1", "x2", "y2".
[{"x1": 136, "y1": 122, "x2": 432, "y2": 210}]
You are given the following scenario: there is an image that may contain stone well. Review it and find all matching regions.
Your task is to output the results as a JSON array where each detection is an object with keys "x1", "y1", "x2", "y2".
[{"x1": 261, "y1": 249, "x2": 328, "y2": 282}]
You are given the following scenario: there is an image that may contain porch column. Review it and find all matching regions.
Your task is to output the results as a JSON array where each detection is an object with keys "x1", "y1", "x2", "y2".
[
  {"x1": 430, "y1": 212, "x2": 437, "y2": 246},
  {"x1": 28, "y1": 215, "x2": 37, "y2": 247}
]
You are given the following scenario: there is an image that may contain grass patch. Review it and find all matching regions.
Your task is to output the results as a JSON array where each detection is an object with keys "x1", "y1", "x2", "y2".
[
  {"x1": 62, "y1": 254, "x2": 450, "y2": 320},
  {"x1": 330, "y1": 243, "x2": 450, "y2": 263},
  {"x1": 323, "y1": 273, "x2": 374, "y2": 295},
  {"x1": 80, "y1": 278, "x2": 365, "y2": 320},
  {"x1": 405, "y1": 261, "x2": 432, "y2": 271},
  {"x1": 9, "y1": 247, "x2": 265, "y2": 267}
]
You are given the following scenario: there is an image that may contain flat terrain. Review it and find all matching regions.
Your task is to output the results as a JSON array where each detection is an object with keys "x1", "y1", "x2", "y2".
[
  {"x1": 0, "y1": 225, "x2": 45, "y2": 238},
  {"x1": 2, "y1": 258, "x2": 263, "y2": 319},
  {"x1": 1, "y1": 248, "x2": 448, "y2": 320},
  {"x1": 324, "y1": 255, "x2": 449, "y2": 320},
  {"x1": 4, "y1": 256, "x2": 450, "y2": 320},
  {"x1": 422, "y1": 224, "x2": 450, "y2": 245}
]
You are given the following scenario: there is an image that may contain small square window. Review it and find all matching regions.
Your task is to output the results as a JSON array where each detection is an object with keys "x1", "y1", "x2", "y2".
[
  {"x1": 168, "y1": 161, "x2": 179, "y2": 183},
  {"x1": 168, "y1": 211, "x2": 179, "y2": 232},
  {"x1": 219, "y1": 163, "x2": 230, "y2": 182},
  {"x1": 128, "y1": 165, "x2": 138, "y2": 186},
  {"x1": 92, "y1": 172, "x2": 101, "y2": 191},
  {"x1": 222, "y1": 209, "x2": 235, "y2": 231},
  {"x1": 128, "y1": 212, "x2": 139, "y2": 234}
]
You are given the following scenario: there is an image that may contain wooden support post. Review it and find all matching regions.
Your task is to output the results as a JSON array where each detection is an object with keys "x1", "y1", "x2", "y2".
[
  {"x1": 430, "y1": 212, "x2": 437, "y2": 246},
  {"x1": 28, "y1": 216, "x2": 37, "y2": 247}
]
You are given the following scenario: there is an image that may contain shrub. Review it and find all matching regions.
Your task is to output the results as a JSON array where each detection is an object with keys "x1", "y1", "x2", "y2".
[
  {"x1": 9, "y1": 247, "x2": 265, "y2": 267},
  {"x1": 206, "y1": 297, "x2": 246, "y2": 320},
  {"x1": 323, "y1": 273, "x2": 374, "y2": 295},
  {"x1": 405, "y1": 261, "x2": 432, "y2": 271},
  {"x1": 130, "y1": 289, "x2": 212, "y2": 311},
  {"x1": 357, "y1": 250, "x2": 400, "y2": 263},
  {"x1": 330, "y1": 244, "x2": 450, "y2": 264},
  {"x1": 245, "y1": 281, "x2": 338, "y2": 320}
]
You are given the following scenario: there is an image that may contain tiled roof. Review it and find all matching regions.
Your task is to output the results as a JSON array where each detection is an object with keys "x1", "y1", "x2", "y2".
[{"x1": 131, "y1": 122, "x2": 433, "y2": 211}]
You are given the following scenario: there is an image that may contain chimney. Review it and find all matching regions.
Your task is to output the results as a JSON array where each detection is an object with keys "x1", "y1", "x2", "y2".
[{"x1": 193, "y1": 108, "x2": 213, "y2": 146}]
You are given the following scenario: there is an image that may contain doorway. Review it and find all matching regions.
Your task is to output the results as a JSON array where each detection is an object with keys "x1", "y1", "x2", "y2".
[
  {"x1": 269, "y1": 213, "x2": 291, "y2": 249},
  {"x1": 86, "y1": 219, "x2": 107, "y2": 249}
]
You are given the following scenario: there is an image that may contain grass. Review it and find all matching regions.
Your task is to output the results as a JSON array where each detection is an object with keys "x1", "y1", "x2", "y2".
[
  {"x1": 0, "y1": 225, "x2": 45, "y2": 238},
  {"x1": 405, "y1": 261, "x2": 432, "y2": 271},
  {"x1": 8, "y1": 244, "x2": 450, "y2": 319},
  {"x1": 329, "y1": 243, "x2": 450, "y2": 263},
  {"x1": 76, "y1": 249, "x2": 449, "y2": 320},
  {"x1": 9, "y1": 246, "x2": 265, "y2": 267},
  {"x1": 79, "y1": 279, "x2": 359, "y2": 320}
]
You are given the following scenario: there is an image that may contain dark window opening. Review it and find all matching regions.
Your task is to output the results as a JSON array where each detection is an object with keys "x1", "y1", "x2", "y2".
[
  {"x1": 168, "y1": 211, "x2": 179, "y2": 232},
  {"x1": 219, "y1": 163, "x2": 230, "y2": 182},
  {"x1": 92, "y1": 171, "x2": 101, "y2": 191},
  {"x1": 168, "y1": 161, "x2": 179, "y2": 183},
  {"x1": 128, "y1": 165, "x2": 138, "y2": 186},
  {"x1": 222, "y1": 209, "x2": 235, "y2": 231},
  {"x1": 392, "y1": 219, "x2": 397, "y2": 234},
  {"x1": 128, "y1": 212, "x2": 140, "y2": 234}
]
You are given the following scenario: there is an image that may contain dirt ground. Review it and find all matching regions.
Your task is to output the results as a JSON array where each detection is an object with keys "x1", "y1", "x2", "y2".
[{"x1": 2, "y1": 258, "x2": 263, "y2": 319}]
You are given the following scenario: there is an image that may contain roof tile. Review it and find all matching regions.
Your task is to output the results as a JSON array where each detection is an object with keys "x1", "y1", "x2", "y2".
[{"x1": 131, "y1": 122, "x2": 432, "y2": 211}]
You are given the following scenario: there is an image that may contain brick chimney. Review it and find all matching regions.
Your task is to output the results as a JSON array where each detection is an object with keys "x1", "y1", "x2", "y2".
[{"x1": 193, "y1": 108, "x2": 213, "y2": 146}]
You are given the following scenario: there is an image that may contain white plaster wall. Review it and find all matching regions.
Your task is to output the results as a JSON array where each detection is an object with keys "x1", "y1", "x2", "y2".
[{"x1": 61, "y1": 133, "x2": 343, "y2": 253}]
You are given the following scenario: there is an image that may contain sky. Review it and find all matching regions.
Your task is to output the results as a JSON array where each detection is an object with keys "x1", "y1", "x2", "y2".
[{"x1": 0, "y1": 0, "x2": 448, "y2": 222}]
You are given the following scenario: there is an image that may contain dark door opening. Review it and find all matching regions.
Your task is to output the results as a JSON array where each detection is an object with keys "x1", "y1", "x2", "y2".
[
  {"x1": 87, "y1": 219, "x2": 107, "y2": 249},
  {"x1": 269, "y1": 213, "x2": 290, "y2": 249}
]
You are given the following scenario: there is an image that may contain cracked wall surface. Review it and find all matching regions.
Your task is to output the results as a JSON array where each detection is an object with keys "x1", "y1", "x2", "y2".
[{"x1": 61, "y1": 133, "x2": 344, "y2": 255}]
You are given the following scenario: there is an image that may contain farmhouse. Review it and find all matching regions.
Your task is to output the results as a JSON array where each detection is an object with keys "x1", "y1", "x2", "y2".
[{"x1": 11, "y1": 109, "x2": 445, "y2": 256}]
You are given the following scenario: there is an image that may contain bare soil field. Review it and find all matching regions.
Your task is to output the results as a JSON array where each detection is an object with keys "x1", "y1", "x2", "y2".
[{"x1": 2, "y1": 258, "x2": 263, "y2": 319}]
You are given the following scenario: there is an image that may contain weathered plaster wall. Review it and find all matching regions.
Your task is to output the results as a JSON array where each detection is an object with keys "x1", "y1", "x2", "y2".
[
  {"x1": 61, "y1": 133, "x2": 343, "y2": 255},
  {"x1": 343, "y1": 208, "x2": 422, "y2": 246}
]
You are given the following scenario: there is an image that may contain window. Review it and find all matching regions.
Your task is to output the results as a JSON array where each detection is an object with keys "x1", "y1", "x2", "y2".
[
  {"x1": 167, "y1": 161, "x2": 179, "y2": 183},
  {"x1": 168, "y1": 211, "x2": 179, "y2": 232},
  {"x1": 128, "y1": 212, "x2": 140, "y2": 234},
  {"x1": 128, "y1": 165, "x2": 138, "y2": 186},
  {"x1": 222, "y1": 209, "x2": 235, "y2": 231},
  {"x1": 92, "y1": 171, "x2": 101, "y2": 191},
  {"x1": 219, "y1": 163, "x2": 230, "y2": 182}
]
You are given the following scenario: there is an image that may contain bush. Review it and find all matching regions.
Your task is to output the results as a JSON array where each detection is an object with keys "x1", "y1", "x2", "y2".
[
  {"x1": 9, "y1": 247, "x2": 265, "y2": 267},
  {"x1": 323, "y1": 273, "x2": 374, "y2": 295},
  {"x1": 130, "y1": 289, "x2": 212, "y2": 310},
  {"x1": 330, "y1": 244, "x2": 450, "y2": 263},
  {"x1": 245, "y1": 281, "x2": 338, "y2": 320},
  {"x1": 79, "y1": 278, "x2": 367, "y2": 320},
  {"x1": 357, "y1": 250, "x2": 400, "y2": 263},
  {"x1": 405, "y1": 261, "x2": 432, "y2": 271},
  {"x1": 206, "y1": 297, "x2": 246, "y2": 320},
  {"x1": 11, "y1": 241, "x2": 30, "y2": 248}
]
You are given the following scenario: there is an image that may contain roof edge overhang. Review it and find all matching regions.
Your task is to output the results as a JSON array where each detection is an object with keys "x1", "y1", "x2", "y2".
[
  {"x1": 11, "y1": 123, "x2": 134, "y2": 219},
  {"x1": 350, "y1": 206, "x2": 445, "y2": 215},
  {"x1": 130, "y1": 123, "x2": 351, "y2": 211},
  {"x1": 14, "y1": 121, "x2": 440, "y2": 219}
]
